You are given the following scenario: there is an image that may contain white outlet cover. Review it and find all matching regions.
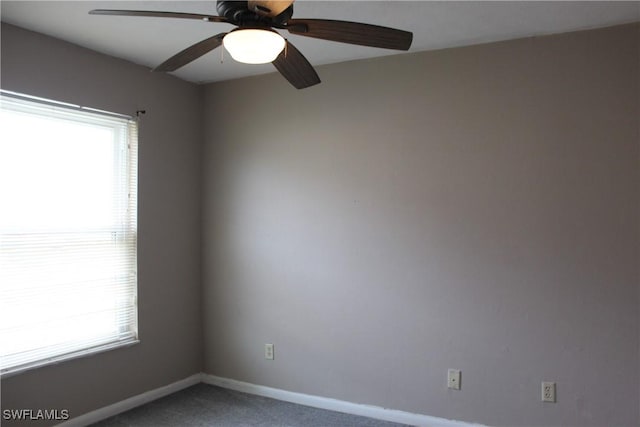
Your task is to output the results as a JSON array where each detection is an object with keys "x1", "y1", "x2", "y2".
[
  {"x1": 265, "y1": 343, "x2": 274, "y2": 360},
  {"x1": 542, "y1": 381, "x2": 556, "y2": 402},
  {"x1": 448, "y1": 369, "x2": 461, "y2": 390}
]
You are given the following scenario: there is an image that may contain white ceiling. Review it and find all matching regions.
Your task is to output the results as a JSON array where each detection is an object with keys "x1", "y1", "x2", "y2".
[{"x1": 2, "y1": 1, "x2": 639, "y2": 84}]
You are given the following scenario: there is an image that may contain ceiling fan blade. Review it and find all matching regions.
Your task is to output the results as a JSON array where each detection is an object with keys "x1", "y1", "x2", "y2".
[
  {"x1": 154, "y1": 33, "x2": 227, "y2": 72},
  {"x1": 286, "y1": 19, "x2": 412, "y2": 51},
  {"x1": 89, "y1": 9, "x2": 228, "y2": 23},
  {"x1": 272, "y1": 41, "x2": 320, "y2": 89},
  {"x1": 248, "y1": 0, "x2": 294, "y2": 17}
]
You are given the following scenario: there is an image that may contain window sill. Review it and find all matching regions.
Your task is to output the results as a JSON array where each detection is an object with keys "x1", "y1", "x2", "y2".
[{"x1": 1, "y1": 338, "x2": 140, "y2": 378}]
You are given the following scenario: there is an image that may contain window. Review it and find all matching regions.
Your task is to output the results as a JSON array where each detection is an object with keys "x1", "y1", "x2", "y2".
[{"x1": 0, "y1": 92, "x2": 138, "y2": 375}]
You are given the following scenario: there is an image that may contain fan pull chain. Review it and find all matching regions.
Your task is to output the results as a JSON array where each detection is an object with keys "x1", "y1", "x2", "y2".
[
  {"x1": 284, "y1": 39, "x2": 288, "y2": 58},
  {"x1": 220, "y1": 46, "x2": 225, "y2": 63}
]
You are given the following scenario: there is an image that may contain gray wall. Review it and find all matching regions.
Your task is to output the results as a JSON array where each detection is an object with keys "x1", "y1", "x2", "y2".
[
  {"x1": 202, "y1": 23, "x2": 639, "y2": 427},
  {"x1": 1, "y1": 23, "x2": 203, "y2": 426}
]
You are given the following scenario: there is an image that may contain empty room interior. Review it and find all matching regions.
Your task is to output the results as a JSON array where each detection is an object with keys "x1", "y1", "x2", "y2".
[{"x1": 0, "y1": 1, "x2": 639, "y2": 426}]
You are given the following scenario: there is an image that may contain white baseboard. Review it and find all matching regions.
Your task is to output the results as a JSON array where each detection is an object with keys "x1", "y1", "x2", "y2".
[
  {"x1": 54, "y1": 373, "x2": 484, "y2": 427},
  {"x1": 56, "y1": 373, "x2": 203, "y2": 427},
  {"x1": 203, "y1": 374, "x2": 485, "y2": 427}
]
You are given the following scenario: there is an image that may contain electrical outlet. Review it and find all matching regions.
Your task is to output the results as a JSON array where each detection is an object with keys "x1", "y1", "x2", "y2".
[
  {"x1": 447, "y1": 369, "x2": 461, "y2": 390},
  {"x1": 542, "y1": 381, "x2": 555, "y2": 402},
  {"x1": 265, "y1": 343, "x2": 274, "y2": 360}
]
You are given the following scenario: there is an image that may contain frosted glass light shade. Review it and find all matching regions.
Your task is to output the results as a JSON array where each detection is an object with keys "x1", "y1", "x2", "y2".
[{"x1": 223, "y1": 29, "x2": 286, "y2": 64}]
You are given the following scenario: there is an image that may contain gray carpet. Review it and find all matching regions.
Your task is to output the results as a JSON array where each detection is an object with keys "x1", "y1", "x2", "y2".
[{"x1": 91, "y1": 383, "x2": 411, "y2": 427}]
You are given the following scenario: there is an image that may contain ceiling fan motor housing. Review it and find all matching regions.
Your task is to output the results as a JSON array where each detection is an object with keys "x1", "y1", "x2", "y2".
[{"x1": 216, "y1": 0, "x2": 293, "y2": 25}]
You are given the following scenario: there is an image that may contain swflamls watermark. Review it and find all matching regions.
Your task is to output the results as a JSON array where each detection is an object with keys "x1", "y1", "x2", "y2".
[{"x1": 2, "y1": 409, "x2": 70, "y2": 421}]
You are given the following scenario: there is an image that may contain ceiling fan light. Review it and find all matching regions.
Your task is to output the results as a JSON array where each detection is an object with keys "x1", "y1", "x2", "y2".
[{"x1": 223, "y1": 29, "x2": 285, "y2": 64}]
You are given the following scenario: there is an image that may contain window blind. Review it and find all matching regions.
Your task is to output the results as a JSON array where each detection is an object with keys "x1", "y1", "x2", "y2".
[{"x1": 0, "y1": 92, "x2": 138, "y2": 375}]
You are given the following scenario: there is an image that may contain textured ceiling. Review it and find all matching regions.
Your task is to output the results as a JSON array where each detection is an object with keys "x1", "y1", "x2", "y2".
[{"x1": 2, "y1": 1, "x2": 639, "y2": 84}]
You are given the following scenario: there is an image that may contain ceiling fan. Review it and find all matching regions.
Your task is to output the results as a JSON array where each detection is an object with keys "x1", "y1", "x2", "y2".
[{"x1": 89, "y1": 0, "x2": 413, "y2": 89}]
